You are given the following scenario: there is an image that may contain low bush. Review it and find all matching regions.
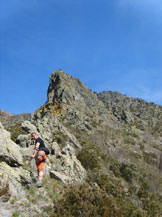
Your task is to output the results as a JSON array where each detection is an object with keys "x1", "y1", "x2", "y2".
[
  {"x1": 48, "y1": 182, "x2": 149, "y2": 217},
  {"x1": 110, "y1": 162, "x2": 136, "y2": 183},
  {"x1": 12, "y1": 211, "x2": 21, "y2": 217},
  {"x1": 77, "y1": 140, "x2": 102, "y2": 171},
  {"x1": 120, "y1": 163, "x2": 136, "y2": 183}
]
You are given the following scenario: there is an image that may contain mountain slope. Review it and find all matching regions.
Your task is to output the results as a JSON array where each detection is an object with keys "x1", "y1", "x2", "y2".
[
  {"x1": 0, "y1": 69, "x2": 162, "y2": 217},
  {"x1": 32, "y1": 70, "x2": 162, "y2": 214}
]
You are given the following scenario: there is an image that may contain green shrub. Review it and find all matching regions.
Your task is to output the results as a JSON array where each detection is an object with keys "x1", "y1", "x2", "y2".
[
  {"x1": 77, "y1": 148, "x2": 101, "y2": 170},
  {"x1": 110, "y1": 162, "x2": 121, "y2": 177},
  {"x1": 123, "y1": 206, "x2": 148, "y2": 217},
  {"x1": 143, "y1": 152, "x2": 157, "y2": 166},
  {"x1": 77, "y1": 140, "x2": 102, "y2": 171},
  {"x1": 50, "y1": 183, "x2": 124, "y2": 217},
  {"x1": 141, "y1": 197, "x2": 162, "y2": 217},
  {"x1": 137, "y1": 182, "x2": 150, "y2": 199},
  {"x1": 110, "y1": 162, "x2": 136, "y2": 183},
  {"x1": 120, "y1": 163, "x2": 136, "y2": 183},
  {"x1": 128, "y1": 184, "x2": 138, "y2": 196},
  {"x1": 47, "y1": 182, "x2": 149, "y2": 217},
  {"x1": 96, "y1": 173, "x2": 125, "y2": 198},
  {"x1": 12, "y1": 211, "x2": 21, "y2": 217}
]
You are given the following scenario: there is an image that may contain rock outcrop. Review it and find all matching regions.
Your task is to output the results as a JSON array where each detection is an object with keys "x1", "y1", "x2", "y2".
[
  {"x1": 0, "y1": 122, "x2": 23, "y2": 166},
  {"x1": 50, "y1": 144, "x2": 86, "y2": 183},
  {"x1": 0, "y1": 122, "x2": 33, "y2": 216},
  {"x1": 97, "y1": 91, "x2": 162, "y2": 131},
  {"x1": 0, "y1": 122, "x2": 31, "y2": 194}
]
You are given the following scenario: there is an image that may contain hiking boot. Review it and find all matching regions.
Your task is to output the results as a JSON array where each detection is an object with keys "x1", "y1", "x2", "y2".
[
  {"x1": 37, "y1": 183, "x2": 42, "y2": 188},
  {"x1": 36, "y1": 179, "x2": 42, "y2": 188}
]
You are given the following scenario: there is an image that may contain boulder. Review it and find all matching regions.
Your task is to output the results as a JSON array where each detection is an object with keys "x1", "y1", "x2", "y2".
[
  {"x1": 0, "y1": 162, "x2": 31, "y2": 199},
  {"x1": 16, "y1": 134, "x2": 32, "y2": 148},
  {"x1": 50, "y1": 170, "x2": 72, "y2": 183},
  {"x1": 0, "y1": 122, "x2": 23, "y2": 166},
  {"x1": 50, "y1": 143, "x2": 86, "y2": 182},
  {"x1": 22, "y1": 121, "x2": 37, "y2": 133}
]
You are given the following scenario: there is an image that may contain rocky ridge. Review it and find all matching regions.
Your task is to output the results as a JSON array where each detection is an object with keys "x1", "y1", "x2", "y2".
[
  {"x1": 97, "y1": 91, "x2": 162, "y2": 133},
  {"x1": 0, "y1": 110, "x2": 31, "y2": 128}
]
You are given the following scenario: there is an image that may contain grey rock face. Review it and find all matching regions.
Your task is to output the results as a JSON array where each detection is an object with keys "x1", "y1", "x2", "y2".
[
  {"x1": 14, "y1": 121, "x2": 38, "y2": 147},
  {"x1": 33, "y1": 113, "x2": 81, "y2": 149},
  {"x1": 0, "y1": 122, "x2": 31, "y2": 202},
  {"x1": 16, "y1": 134, "x2": 32, "y2": 147},
  {"x1": 50, "y1": 143, "x2": 86, "y2": 183},
  {"x1": 0, "y1": 162, "x2": 30, "y2": 196},
  {"x1": 0, "y1": 122, "x2": 23, "y2": 166},
  {"x1": 97, "y1": 91, "x2": 162, "y2": 127},
  {"x1": 22, "y1": 120, "x2": 37, "y2": 133}
]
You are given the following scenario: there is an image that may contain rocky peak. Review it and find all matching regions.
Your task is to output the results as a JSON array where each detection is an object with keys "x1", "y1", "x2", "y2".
[
  {"x1": 47, "y1": 69, "x2": 93, "y2": 105},
  {"x1": 34, "y1": 70, "x2": 117, "y2": 133}
]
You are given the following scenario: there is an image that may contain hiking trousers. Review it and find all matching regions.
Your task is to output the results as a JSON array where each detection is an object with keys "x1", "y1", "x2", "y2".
[{"x1": 36, "y1": 150, "x2": 47, "y2": 172}]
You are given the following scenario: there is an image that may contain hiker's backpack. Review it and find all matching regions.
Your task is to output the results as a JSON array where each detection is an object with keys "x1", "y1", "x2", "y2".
[{"x1": 41, "y1": 146, "x2": 50, "y2": 155}]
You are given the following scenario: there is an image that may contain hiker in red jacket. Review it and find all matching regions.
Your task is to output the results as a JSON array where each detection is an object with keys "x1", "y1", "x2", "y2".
[{"x1": 31, "y1": 132, "x2": 47, "y2": 187}]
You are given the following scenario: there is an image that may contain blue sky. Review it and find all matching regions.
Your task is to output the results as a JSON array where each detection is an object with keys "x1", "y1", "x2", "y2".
[{"x1": 0, "y1": 0, "x2": 162, "y2": 114}]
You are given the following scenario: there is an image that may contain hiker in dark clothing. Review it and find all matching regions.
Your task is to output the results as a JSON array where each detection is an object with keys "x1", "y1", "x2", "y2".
[{"x1": 31, "y1": 132, "x2": 47, "y2": 187}]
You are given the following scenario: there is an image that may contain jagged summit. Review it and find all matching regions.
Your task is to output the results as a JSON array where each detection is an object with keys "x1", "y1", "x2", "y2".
[
  {"x1": 35, "y1": 69, "x2": 117, "y2": 131},
  {"x1": 47, "y1": 69, "x2": 89, "y2": 105}
]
